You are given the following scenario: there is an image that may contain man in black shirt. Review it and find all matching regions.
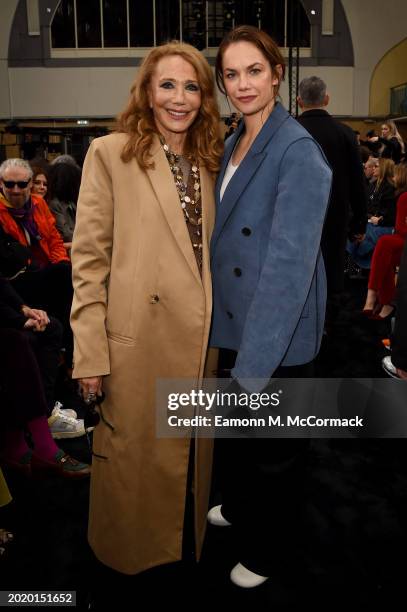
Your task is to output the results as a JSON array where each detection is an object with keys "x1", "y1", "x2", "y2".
[{"x1": 297, "y1": 76, "x2": 367, "y2": 298}]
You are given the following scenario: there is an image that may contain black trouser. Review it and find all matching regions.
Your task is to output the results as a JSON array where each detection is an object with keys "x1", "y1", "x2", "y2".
[
  {"x1": 11, "y1": 262, "x2": 73, "y2": 367},
  {"x1": 215, "y1": 349, "x2": 313, "y2": 576},
  {"x1": 0, "y1": 319, "x2": 62, "y2": 431}
]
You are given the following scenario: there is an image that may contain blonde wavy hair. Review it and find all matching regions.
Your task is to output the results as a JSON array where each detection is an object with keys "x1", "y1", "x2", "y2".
[
  {"x1": 117, "y1": 42, "x2": 223, "y2": 173},
  {"x1": 375, "y1": 157, "x2": 395, "y2": 191},
  {"x1": 382, "y1": 120, "x2": 405, "y2": 154}
]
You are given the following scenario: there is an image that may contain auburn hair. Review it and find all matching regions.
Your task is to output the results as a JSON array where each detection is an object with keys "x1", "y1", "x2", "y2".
[
  {"x1": 375, "y1": 157, "x2": 395, "y2": 191},
  {"x1": 215, "y1": 25, "x2": 286, "y2": 98},
  {"x1": 116, "y1": 41, "x2": 223, "y2": 173}
]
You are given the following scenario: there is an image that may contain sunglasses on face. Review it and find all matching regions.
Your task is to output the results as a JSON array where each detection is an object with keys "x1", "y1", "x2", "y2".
[{"x1": 2, "y1": 180, "x2": 31, "y2": 189}]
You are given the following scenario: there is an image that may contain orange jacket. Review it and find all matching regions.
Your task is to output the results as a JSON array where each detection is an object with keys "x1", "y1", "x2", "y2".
[{"x1": 0, "y1": 193, "x2": 69, "y2": 264}]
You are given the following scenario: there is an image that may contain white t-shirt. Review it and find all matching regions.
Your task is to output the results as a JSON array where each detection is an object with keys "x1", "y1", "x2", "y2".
[{"x1": 220, "y1": 157, "x2": 239, "y2": 201}]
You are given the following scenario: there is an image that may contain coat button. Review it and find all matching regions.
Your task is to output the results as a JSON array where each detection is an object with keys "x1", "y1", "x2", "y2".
[
  {"x1": 242, "y1": 227, "x2": 251, "y2": 236},
  {"x1": 234, "y1": 268, "x2": 242, "y2": 277},
  {"x1": 226, "y1": 311, "x2": 233, "y2": 319},
  {"x1": 150, "y1": 294, "x2": 160, "y2": 304}
]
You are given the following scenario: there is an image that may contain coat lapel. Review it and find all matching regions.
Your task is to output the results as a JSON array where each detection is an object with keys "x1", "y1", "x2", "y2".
[
  {"x1": 200, "y1": 165, "x2": 215, "y2": 298},
  {"x1": 146, "y1": 135, "x2": 203, "y2": 285},
  {"x1": 211, "y1": 103, "x2": 290, "y2": 250}
]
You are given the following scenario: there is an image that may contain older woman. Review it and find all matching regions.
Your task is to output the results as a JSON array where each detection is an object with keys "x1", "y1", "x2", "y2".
[
  {"x1": 206, "y1": 26, "x2": 332, "y2": 588},
  {"x1": 70, "y1": 42, "x2": 223, "y2": 576}
]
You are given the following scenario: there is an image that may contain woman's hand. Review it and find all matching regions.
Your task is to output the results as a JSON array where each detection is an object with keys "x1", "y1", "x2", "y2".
[
  {"x1": 370, "y1": 216, "x2": 382, "y2": 225},
  {"x1": 79, "y1": 376, "x2": 103, "y2": 402},
  {"x1": 22, "y1": 305, "x2": 49, "y2": 332}
]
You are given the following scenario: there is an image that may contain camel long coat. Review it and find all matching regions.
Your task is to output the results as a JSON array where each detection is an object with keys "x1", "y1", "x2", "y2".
[{"x1": 70, "y1": 133, "x2": 215, "y2": 575}]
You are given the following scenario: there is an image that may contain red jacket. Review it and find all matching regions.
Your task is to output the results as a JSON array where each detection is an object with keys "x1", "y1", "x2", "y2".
[{"x1": 0, "y1": 193, "x2": 69, "y2": 264}]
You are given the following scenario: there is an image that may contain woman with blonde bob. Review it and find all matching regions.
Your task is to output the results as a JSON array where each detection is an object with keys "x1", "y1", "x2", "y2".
[{"x1": 70, "y1": 42, "x2": 223, "y2": 577}]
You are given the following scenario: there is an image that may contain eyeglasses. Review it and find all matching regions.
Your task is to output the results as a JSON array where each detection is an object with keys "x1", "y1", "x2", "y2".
[{"x1": 2, "y1": 180, "x2": 31, "y2": 189}]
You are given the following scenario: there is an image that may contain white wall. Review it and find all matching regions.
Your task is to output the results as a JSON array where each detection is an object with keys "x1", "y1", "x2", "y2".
[
  {"x1": 9, "y1": 66, "x2": 136, "y2": 118},
  {"x1": 295, "y1": 66, "x2": 354, "y2": 115},
  {"x1": 341, "y1": 0, "x2": 407, "y2": 116},
  {"x1": 3, "y1": 1, "x2": 407, "y2": 119},
  {"x1": 0, "y1": 1, "x2": 18, "y2": 118},
  {"x1": 9, "y1": 64, "x2": 355, "y2": 119}
]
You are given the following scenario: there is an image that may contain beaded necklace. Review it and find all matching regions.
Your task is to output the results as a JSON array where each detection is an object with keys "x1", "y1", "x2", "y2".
[{"x1": 161, "y1": 138, "x2": 203, "y2": 270}]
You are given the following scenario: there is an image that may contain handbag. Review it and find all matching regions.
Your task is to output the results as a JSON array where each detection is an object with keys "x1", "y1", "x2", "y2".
[{"x1": 0, "y1": 224, "x2": 31, "y2": 280}]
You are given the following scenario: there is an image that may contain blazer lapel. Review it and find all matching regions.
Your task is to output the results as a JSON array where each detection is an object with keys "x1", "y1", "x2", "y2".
[
  {"x1": 146, "y1": 135, "x2": 201, "y2": 285},
  {"x1": 212, "y1": 103, "x2": 290, "y2": 250}
]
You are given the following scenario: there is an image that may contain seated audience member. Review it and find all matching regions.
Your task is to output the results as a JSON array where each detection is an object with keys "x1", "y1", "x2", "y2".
[
  {"x1": 51, "y1": 154, "x2": 80, "y2": 168},
  {"x1": 0, "y1": 276, "x2": 85, "y2": 437},
  {"x1": 48, "y1": 162, "x2": 81, "y2": 248},
  {"x1": 359, "y1": 145, "x2": 372, "y2": 165},
  {"x1": 347, "y1": 158, "x2": 396, "y2": 269},
  {"x1": 0, "y1": 278, "x2": 89, "y2": 477},
  {"x1": 367, "y1": 121, "x2": 405, "y2": 165},
  {"x1": 30, "y1": 166, "x2": 49, "y2": 202},
  {"x1": 363, "y1": 155, "x2": 379, "y2": 187},
  {"x1": 363, "y1": 164, "x2": 407, "y2": 319},
  {"x1": 0, "y1": 158, "x2": 73, "y2": 365}
]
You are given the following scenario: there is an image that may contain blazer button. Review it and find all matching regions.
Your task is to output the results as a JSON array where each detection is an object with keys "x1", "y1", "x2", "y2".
[
  {"x1": 150, "y1": 294, "x2": 160, "y2": 304},
  {"x1": 226, "y1": 311, "x2": 233, "y2": 319},
  {"x1": 234, "y1": 268, "x2": 242, "y2": 277},
  {"x1": 242, "y1": 227, "x2": 251, "y2": 236}
]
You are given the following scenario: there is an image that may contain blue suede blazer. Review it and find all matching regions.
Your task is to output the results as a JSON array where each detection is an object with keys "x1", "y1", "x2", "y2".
[{"x1": 209, "y1": 103, "x2": 332, "y2": 390}]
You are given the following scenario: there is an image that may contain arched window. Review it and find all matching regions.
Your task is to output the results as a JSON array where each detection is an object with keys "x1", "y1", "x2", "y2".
[{"x1": 51, "y1": 0, "x2": 311, "y2": 51}]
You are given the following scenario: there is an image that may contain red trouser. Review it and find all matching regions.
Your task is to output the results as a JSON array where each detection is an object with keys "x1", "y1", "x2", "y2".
[{"x1": 368, "y1": 233, "x2": 406, "y2": 304}]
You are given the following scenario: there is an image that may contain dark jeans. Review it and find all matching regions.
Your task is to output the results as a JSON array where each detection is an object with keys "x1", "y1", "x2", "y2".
[
  {"x1": 0, "y1": 318, "x2": 62, "y2": 430},
  {"x1": 215, "y1": 349, "x2": 313, "y2": 576},
  {"x1": 11, "y1": 262, "x2": 73, "y2": 366}
]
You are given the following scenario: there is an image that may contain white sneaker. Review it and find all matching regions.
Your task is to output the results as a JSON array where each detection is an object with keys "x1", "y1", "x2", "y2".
[
  {"x1": 48, "y1": 409, "x2": 86, "y2": 439},
  {"x1": 230, "y1": 562, "x2": 269, "y2": 588},
  {"x1": 207, "y1": 504, "x2": 232, "y2": 527},
  {"x1": 53, "y1": 401, "x2": 77, "y2": 419},
  {"x1": 382, "y1": 356, "x2": 400, "y2": 379}
]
